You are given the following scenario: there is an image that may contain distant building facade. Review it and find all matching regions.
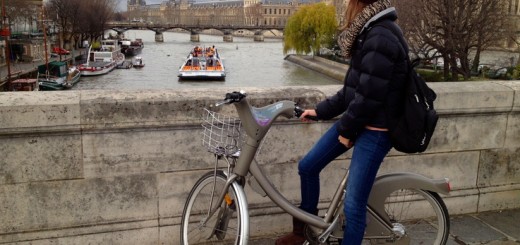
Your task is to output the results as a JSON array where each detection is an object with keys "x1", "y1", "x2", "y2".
[
  {"x1": 127, "y1": 0, "x2": 317, "y2": 28},
  {"x1": 1, "y1": 0, "x2": 48, "y2": 67}
]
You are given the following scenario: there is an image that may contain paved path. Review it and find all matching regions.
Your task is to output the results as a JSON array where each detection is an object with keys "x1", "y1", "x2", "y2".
[{"x1": 248, "y1": 208, "x2": 520, "y2": 244}]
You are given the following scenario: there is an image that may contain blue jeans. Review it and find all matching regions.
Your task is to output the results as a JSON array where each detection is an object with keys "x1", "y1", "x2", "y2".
[{"x1": 298, "y1": 121, "x2": 392, "y2": 245}]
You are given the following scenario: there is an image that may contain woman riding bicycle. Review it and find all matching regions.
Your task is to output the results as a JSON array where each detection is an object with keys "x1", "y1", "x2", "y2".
[{"x1": 275, "y1": 0, "x2": 409, "y2": 244}]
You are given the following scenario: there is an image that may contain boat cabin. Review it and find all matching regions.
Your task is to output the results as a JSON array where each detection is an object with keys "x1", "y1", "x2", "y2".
[{"x1": 38, "y1": 61, "x2": 68, "y2": 78}]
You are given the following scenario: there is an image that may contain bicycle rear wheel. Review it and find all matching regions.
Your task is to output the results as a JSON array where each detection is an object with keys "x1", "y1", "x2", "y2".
[
  {"x1": 180, "y1": 170, "x2": 248, "y2": 245},
  {"x1": 378, "y1": 189, "x2": 449, "y2": 244}
]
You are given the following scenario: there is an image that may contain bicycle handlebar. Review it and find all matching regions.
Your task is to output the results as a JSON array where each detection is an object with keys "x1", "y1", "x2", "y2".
[{"x1": 215, "y1": 91, "x2": 318, "y2": 121}]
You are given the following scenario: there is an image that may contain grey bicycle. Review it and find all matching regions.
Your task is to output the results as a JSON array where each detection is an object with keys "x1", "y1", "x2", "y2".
[{"x1": 180, "y1": 91, "x2": 451, "y2": 245}]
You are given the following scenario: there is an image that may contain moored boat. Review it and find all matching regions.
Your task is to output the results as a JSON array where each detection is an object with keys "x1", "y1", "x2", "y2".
[
  {"x1": 121, "y1": 38, "x2": 144, "y2": 57},
  {"x1": 37, "y1": 61, "x2": 81, "y2": 90},
  {"x1": 78, "y1": 40, "x2": 125, "y2": 76},
  {"x1": 8, "y1": 78, "x2": 39, "y2": 91},
  {"x1": 133, "y1": 56, "x2": 145, "y2": 68},
  {"x1": 178, "y1": 45, "x2": 225, "y2": 80},
  {"x1": 117, "y1": 60, "x2": 133, "y2": 69}
]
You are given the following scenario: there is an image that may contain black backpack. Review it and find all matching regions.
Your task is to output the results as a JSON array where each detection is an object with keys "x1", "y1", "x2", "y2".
[{"x1": 377, "y1": 22, "x2": 439, "y2": 153}]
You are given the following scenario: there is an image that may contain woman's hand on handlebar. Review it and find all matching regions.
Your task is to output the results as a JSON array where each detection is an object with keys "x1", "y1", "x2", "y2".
[{"x1": 300, "y1": 109, "x2": 318, "y2": 122}]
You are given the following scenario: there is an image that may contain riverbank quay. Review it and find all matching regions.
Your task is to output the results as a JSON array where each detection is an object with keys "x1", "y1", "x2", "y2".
[
  {"x1": 285, "y1": 54, "x2": 349, "y2": 82},
  {"x1": 0, "y1": 49, "x2": 86, "y2": 90},
  {"x1": 0, "y1": 80, "x2": 518, "y2": 243}
]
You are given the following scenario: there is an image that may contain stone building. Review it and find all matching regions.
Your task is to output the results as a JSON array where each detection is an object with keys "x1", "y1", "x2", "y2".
[
  {"x1": 128, "y1": 0, "x2": 148, "y2": 12},
  {"x1": 507, "y1": 0, "x2": 520, "y2": 48},
  {"x1": 1, "y1": 0, "x2": 48, "y2": 67},
  {"x1": 129, "y1": 0, "x2": 314, "y2": 28}
]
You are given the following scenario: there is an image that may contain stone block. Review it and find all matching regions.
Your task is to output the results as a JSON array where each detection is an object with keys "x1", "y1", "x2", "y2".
[
  {"x1": 443, "y1": 191, "x2": 479, "y2": 215},
  {"x1": 430, "y1": 82, "x2": 513, "y2": 114},
  {"x1": 82, "y1": 128, "x2": 210, "y2": 178},
  {"x1": 495, "y1": 81, "x2": 520, "y2": 112},
  {"x1": 254, "y1": 122, "x2": 326, "y2": 166},
  {"x1": 0, "y1": 174, "x2": 158, "y2": 236},
  {"x1": 158, "y1": 170, "x2": 209, "y2": 221},
  {"x1": 0, "y1": 134, "x2": 82, "y2": 184},
  {"x1": 6, "y1": 226, "x2": 158, "y2": 245},
  {"x1": 429, "y1": 114, "x2": 507, "y2": 152},
  {"x1": 478, "y1": 148, "x2": 520, "y2": 187},
  {"x1": 478, "y1": 188, "x2": 520, "y2": 212},
  {"x1": 0, "y1": 91, "x2": 80, "y2": 134},
  {"x1": 79, "y1": 90, "x2": 212, "y2": 130},
  {"x1": 160, "y1": 225, "x2": 178, "y2": 245},
  {"x1": 505, "y1": 112, "x2": 520, "y2": 147}
]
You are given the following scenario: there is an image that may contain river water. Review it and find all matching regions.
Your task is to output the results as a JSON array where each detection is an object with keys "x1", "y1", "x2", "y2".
[{"x1": 72, "y1": 30, "x2": 340, "y2": 91}]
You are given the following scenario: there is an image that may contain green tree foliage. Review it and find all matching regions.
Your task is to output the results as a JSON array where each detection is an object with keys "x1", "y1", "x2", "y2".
[{"x1": 283, "y1": 3, "x2": 337, "y2": 55}]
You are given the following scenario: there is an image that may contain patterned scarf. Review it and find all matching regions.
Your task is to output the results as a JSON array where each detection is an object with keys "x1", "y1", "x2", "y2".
[{"x1": 338, "y1": 0, "x2": 391, "y2": 58}]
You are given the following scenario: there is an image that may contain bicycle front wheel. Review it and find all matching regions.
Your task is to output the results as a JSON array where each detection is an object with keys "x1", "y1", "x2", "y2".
[
  {"x1": 380, "y1": 189, "x2": 450, "y2": 244},
  {"x1": 180, "y1": 170, "x2": 249, "y2": 245}
]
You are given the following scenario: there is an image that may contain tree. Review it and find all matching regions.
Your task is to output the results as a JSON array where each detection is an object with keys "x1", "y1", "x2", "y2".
[
  {"x1": 4, "y1": 0, "x2": 37, "y2": 33},
  {"x1": 283, "y1": 3, "x2": 337, "y2": 55},
  {"x1": 47, "y1": 0, "x2": 83, "y2": 48},
  {"x1": 395, "y1": 0, "x2": 512, "y2": 81},
  {"x1": 47, "y1": 0, "x2": 117, "y2": 48}
]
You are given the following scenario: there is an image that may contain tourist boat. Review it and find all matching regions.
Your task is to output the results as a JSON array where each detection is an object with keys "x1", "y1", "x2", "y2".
[
  {"x1": 78, "y1": 40, "x2": 125, "y2": 76},
  {"x1": 37, "y1": 61, "x2": 81, "y2": 90},
  {"x1": 121, "y1": 38, "x2": 144, "y2": 57},
  {"x1": 133, "y1": 56, "x2": 145, "y2": 68},
  {"x1": 178, "y1": 45, "x2": 225, "y2": 80}
]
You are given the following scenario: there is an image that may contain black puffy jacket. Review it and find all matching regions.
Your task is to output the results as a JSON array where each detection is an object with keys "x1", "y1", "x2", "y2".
[{"x1": 315, "y1": 8, "x2": 408, "y2": 141}]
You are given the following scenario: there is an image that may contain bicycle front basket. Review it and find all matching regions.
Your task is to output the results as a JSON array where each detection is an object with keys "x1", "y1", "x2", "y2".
[{"x1": 202, "y1": 108, "x2": 244, "y2": 156}]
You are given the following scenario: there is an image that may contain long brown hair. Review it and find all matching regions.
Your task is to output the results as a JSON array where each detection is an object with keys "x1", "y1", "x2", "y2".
[{"x1": 341, "y1": 0, "x2": 368, "y2": 30}]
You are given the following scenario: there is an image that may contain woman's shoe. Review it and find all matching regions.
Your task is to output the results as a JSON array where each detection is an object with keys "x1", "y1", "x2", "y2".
[{"x1": 275, "y1": 217, "x2": 306, "y2": 245}]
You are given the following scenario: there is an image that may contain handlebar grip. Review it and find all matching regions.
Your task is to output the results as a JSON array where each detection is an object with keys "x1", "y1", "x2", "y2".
[
  {"x1": 294, "y1": 106, "x2": 318, "y2": 121},
  {"x1": 215, "y1": 91, "x2": 247, "y2": 106},
  {"x1": 225, "y1": 91, "x2": 246, "y2": 102}
]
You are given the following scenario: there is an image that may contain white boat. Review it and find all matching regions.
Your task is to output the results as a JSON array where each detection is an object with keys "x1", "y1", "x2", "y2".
[
  {"x1": 133, "y1": 56, "x2": 145, "y2": 68},
  {"x1": 78, "y1": 40, "x2": 125, "y2": 76},
  {"x1": 178, "y1": 46, "x2": 225, "y2": 80}
]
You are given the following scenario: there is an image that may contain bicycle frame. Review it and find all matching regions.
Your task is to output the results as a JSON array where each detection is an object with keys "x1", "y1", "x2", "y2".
[{"x1": 209, "y1": 94, "x2": 451, "y2": 241}]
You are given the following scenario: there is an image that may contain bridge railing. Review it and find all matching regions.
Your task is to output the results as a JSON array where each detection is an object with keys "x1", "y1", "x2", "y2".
[
  {"x1": 107, "y1": 21, "x2": 285, "y2": 31},
  {"x1": 0, "y1": 84, "x2": 519, "y2": 243}
]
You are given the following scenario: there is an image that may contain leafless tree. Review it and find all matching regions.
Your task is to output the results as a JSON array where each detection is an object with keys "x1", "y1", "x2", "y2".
[
  {"x1": 47, "y1": 0, "x2": 117, "y2": 47},
  {"x1": 47, "y1": 0, "x2": 83, "y2": 48},
  {"x1": 4, "y1": 0, "x2": 38, "y2": 33},
  {"x1": 395, "y1": 0, "x2": 512, "y2": 80}
]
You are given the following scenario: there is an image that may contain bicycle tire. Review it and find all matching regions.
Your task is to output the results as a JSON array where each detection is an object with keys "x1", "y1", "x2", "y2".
[
  {"x1": 180, "y1": 170, "x2": 249, "y2": 245},
  {"x1": 378, "y1": 189, "x2": 450, "y2": 244}
]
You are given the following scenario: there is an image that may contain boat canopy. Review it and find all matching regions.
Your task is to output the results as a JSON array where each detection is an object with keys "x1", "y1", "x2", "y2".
[{"x1": 38, "y1": 61, "x2": 67, "y2": 77}]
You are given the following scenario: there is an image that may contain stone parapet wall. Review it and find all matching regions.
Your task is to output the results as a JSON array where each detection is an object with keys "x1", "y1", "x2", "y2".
[{"x1": 0, "y1": 82, "x2": 519, "y2": 244}]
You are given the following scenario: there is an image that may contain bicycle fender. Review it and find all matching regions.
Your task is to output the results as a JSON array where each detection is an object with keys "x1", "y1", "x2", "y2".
[{"x1": 368, "y1": 172, "x2": 450, "y2": 224}]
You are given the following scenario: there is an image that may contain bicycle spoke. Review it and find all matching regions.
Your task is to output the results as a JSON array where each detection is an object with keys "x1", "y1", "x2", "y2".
[
  {"x1": 379, "y1": 189, "x2": 449, "y2": 244},
  {"x1": 181, "y1": 171, "x2": 246, "y2": 245}
]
